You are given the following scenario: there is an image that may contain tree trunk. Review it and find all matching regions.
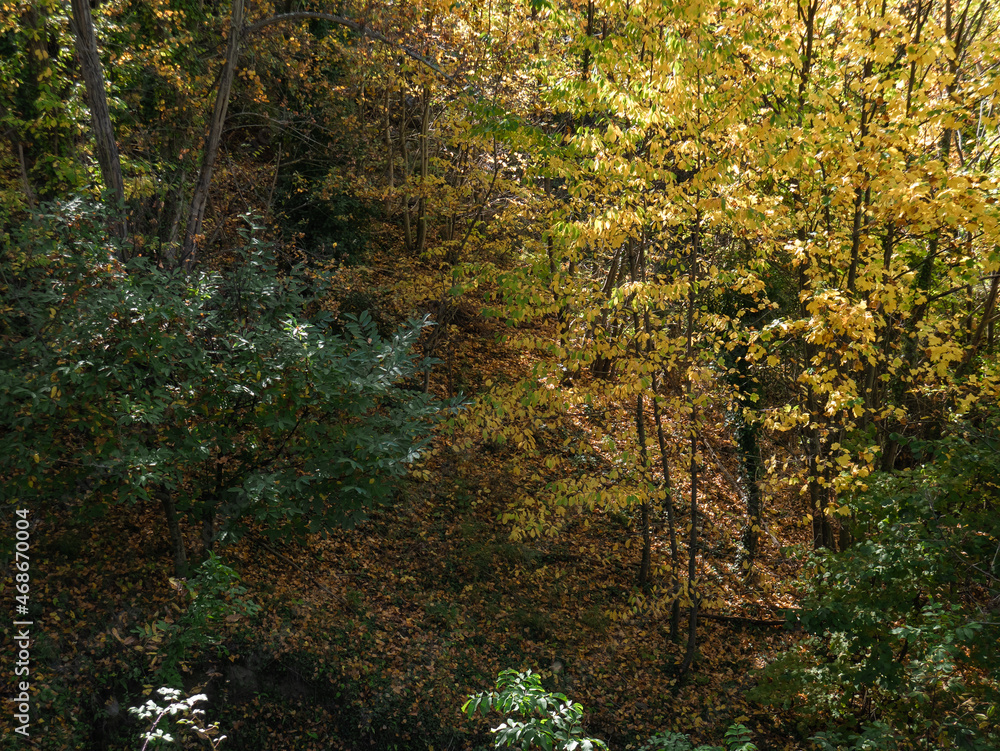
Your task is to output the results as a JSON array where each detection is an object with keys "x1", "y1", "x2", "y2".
[
  {"x1": 384, "y1": 88, "x2": 395, "y2": 215},
  {"x1": 629, "y1": 237, "x2": 653, "y2": 591},
  {"x1": 581, "y1": 0, "x2": 594, "y2": 81},
  {"x1": 960, "y1": 272, "x2": 1000, "y2": 372},
  {"x1": 68, "y1": 0, "x2": 126, "y2": 240},
  {"x1": 399, "y1": 89, "x2": 413, "y2": 252},
  {"x1": 679, "y1": 210, "x2": 701, "y2": 676},
  {"x1": 159, "y1": 490, "x2": 189, "y2": 578},
  {"x1": 736, "y1": 402, "x2": 763, "y2": 570},
  {"x1": 415, "y1": 85, "x2": 430, "y2": 255},
  {"x1": 181, "y1": 0, "x2": 245, "y2": 269},
  {"x1": 650, "y1": 382, "x2": 680, "y2": 639},
  {"x1": 636, "y1": 391, "x2": 651, "y2": 589}
]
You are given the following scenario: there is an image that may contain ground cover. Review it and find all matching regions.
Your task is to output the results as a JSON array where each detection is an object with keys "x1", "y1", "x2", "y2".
[{"x1": 0, "y1": 262, "x2": 813, "y2": 749}]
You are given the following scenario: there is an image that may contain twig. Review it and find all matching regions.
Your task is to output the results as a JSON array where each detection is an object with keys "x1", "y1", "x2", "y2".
[{"x1": 245, "y1": 13, "x2": 460, "y2": 85}]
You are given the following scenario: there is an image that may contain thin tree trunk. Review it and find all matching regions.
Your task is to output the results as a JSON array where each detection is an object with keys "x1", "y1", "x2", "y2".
[
  {"x1": 636, "y1": 393, "x2": 652, "y2": 588},
  {"x1": 679, "y1": 210, "x2": 701, "y2": 676},
  {"x1": 735, "y1": 398, "x2": 763, "y2": 570},
  {"x1": 628, "y1": 237, "x2": 654, "y2": 590},
  {"x1": 399, "y1": 89, "x2": 413, "y2": 251},
  {"x1": 650, "y1": 375, "x2": 680, "y2": 639},
  {"x1": 384, "y1": 88, "x2": 395, "y2": 215},
  {"x1": 416, "y1": 85, "x2": 430, "y2": 255},
  {"x1": 1, "y1": 92, "x2": 37, "y2": 209},
  {"x1": 591, "y1": 246, "x2": 624, "y2": 378},
  {"x1": 159, "y1": 490, "x2": 188, "y2": 578},
  {"x1": 581, "y1": 0, "x2": 594, "y2": 81},
  {"x1": 960, "y1": 273, "x2": 1000, "y2": 372},
  {"x1": 181, "y1": 0, "x2": 245, "y2": 269}
]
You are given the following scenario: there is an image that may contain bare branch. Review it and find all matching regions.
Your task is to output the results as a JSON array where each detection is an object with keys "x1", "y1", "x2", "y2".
[{"x1": 244, "y1": 12, "x2": 458, "y2": 83}]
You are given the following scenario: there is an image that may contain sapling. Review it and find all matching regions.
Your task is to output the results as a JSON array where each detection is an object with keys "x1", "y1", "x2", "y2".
[{"x1": 129, "y1": 687, "x2": 225, "y2": 750}]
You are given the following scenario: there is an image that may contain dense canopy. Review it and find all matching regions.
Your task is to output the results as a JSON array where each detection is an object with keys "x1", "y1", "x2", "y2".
[{"x1": 1, "y1": 0, "x2": 998, "y2": 749}]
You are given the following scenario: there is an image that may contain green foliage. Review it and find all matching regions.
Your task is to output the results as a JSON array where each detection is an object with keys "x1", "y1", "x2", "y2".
[
  {"x1": 464, "y1": 669, "x2": 608, "y2": 751},
  {"x1": 753, "y1": 411, "x2": 1000, "y2": 749},
  {"x1": 641, "y1": 723, "x2": 756, "y2": 751},
  {"x1": 641, "y1": 731, "x2": 707, "y2": 751},
  {"x1": 143, "y1": 552, "x2": 261, "y2": 686},
  {"x1": 0, "y1": 1, "x2": 87, "y2": 205},
  {"x1": 465, "y1": 671, "x2": 757, "y2": 751},
  {"x1": 0, "y1": 203, "x2": 452, "y2": 554},
  {"x1": 129, "y1": 687, "x2": 225, "y2": 750},
  {"x1": 719, "y1": 724, "x2": 757, "y2": 751}
]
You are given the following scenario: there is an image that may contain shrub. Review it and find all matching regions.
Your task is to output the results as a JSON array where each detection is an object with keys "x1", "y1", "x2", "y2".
[
  {"x1": 752, "y1": 412, "x2": 1000, "y2": 749},
  {"x1": 129, "y1": 687, "x2": 225, "y2": 750},
  {"x1": 464, "y1": 669, "x2": 757, "y2": 751},
  {"x1": 0, "y1": 203, "x2": 453, "y2": 574}
]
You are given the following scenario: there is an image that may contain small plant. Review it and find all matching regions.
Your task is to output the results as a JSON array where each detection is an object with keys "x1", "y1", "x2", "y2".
[
  {"x1": 129, "y1": 687, "x2": 225, "y2": 750},
  {"x1": 464, "y1": 670, "x2": 757, "y2": 751},
  {"x1": 641, "y1": 731, "x2": 701, "y2": 751},
  {"x1": 721, "y1": 724, "x2": 757, "y2": 751},
  {"x1": 135, "y1": 552, "x2": 260, "y2": 685},
  {"x1": 464, "y1": 668, "x2": 607, "y2": 751},
  {"x1": 641, "y1": 723, "x2": 756, "y2": 751}
]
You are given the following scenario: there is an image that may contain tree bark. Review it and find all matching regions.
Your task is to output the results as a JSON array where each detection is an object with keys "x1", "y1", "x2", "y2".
[
  {"x1": 159, "y1": 490, "x2": 189, "y2": 578},
  {"x1": 181, "y1": 0, "x2": 245, "y2": 269},
  {"x1": 68, "y1": 0, "x2": 126, "y2": 240},
  {"x1": 636, "y1": 390, "x2": 652, "y2": 590},
  {"x1": 679, "y1": 209, "x2": 701, "y2": 676},
  {"x1": 399, "y1": 89, "x2": 414, "y2": 252},
  {"x1": 415, "y1": 85, "x2": 430, "y2": 255},
  {"x1": 960, "y1": 272, "x2": 1000, "y2": 372}
]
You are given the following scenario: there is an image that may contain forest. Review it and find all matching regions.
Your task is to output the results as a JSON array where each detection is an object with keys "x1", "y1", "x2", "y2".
[{"x1": 0, "y1": 0, "x2": 998, "y2": 748}]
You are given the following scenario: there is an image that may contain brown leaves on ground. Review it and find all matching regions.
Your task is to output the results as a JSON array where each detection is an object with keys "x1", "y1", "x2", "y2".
[{"x1": 0, "y1": 271, "x2": 808, "y2": 751}]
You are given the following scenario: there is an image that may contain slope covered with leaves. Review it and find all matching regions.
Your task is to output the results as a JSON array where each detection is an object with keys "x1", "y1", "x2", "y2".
[
  {"x1": 0, "y1": 244, "x2": 813, "y2": 749},
  {"x1": 2, "y1": 0, "x2": 999, "y2": 748}
]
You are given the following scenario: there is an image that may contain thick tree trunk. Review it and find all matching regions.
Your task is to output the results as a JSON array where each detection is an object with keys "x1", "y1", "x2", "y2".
[{"x1": 68, "y1": 0, "x2": 126, "y2": 239}]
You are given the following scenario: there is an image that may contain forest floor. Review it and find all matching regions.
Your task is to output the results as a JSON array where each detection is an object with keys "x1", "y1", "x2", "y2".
[{"x1": 3, "y1": 248, "x2": 817, "y2": 751}]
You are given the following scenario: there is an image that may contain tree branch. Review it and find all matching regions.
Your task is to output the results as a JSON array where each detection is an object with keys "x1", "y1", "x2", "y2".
[{"x1": 244, "y1": 12, "x2": 457, "y2": 83}]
